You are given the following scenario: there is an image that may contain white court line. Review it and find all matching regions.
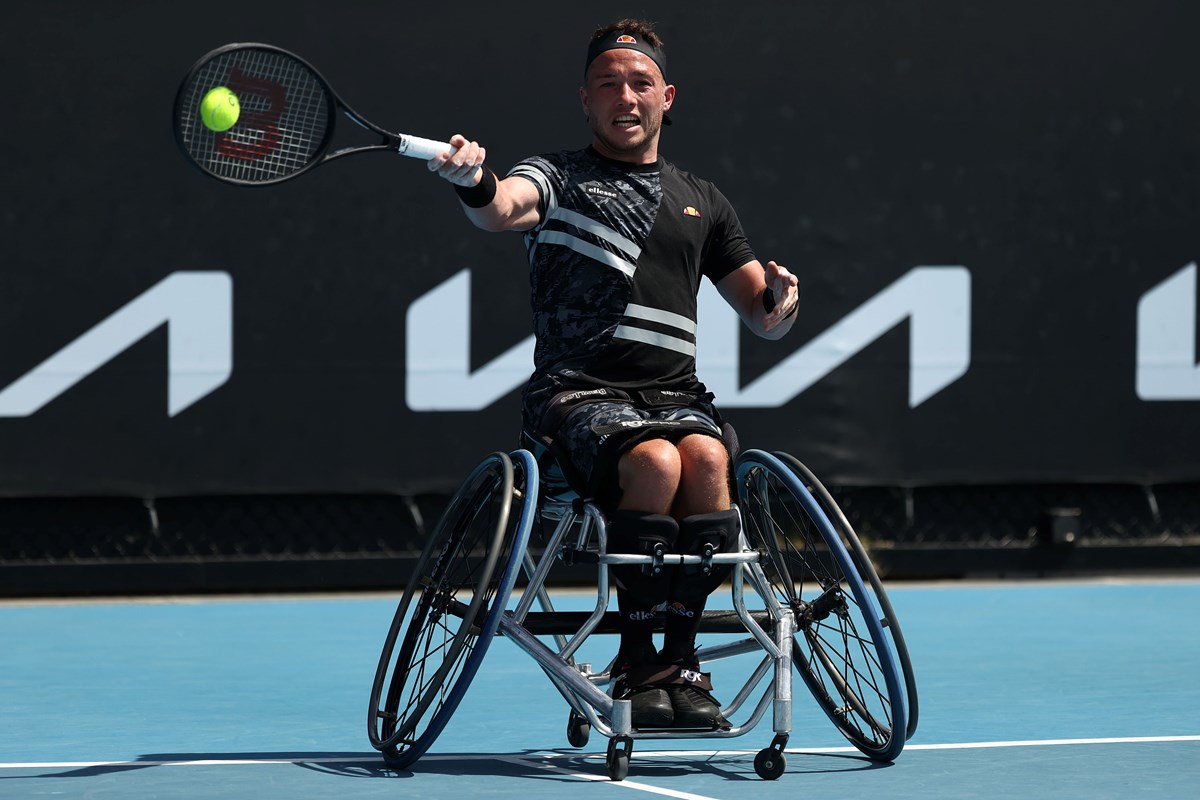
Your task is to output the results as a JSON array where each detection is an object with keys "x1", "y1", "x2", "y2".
[
  {"x1": 625, "y1": 734, "x2": 1200, "y2": 757},
  {"x1": 503, "y1": 754, "x2": 721, "y2": 800},
  {"x1": 2, "y1": 735, "x2": 1197, "y2": 772}
]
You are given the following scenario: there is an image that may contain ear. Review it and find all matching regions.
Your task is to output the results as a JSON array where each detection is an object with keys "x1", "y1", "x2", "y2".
[
  {"x1": 579, "y1": 85, "x2": 590, "y2": 119},
  {"x1": 663, "y1": 84, "x2": 676, "y2": 113}
]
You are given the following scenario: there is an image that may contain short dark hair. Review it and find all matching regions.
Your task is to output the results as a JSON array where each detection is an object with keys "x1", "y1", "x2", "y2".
[
  {"x1": 590, "y1": 18, "x2": 665, "y2": 52},
  {"x1": 584, "y1": 18, "x2": 668, "y2": 82}
]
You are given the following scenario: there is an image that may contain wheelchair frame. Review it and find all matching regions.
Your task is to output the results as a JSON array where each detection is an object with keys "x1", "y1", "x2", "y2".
[{"x1": 368, "y1": 447, "x2": 918, "y2": 781}]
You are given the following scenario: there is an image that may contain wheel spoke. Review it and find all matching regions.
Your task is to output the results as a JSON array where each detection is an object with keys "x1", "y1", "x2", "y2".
[
  {"x1": 736, "y1": 451, "x2": 906, "y2": 761},
  {"x1": 368, "y1": 451, "x2": 535, "y2": 768}
]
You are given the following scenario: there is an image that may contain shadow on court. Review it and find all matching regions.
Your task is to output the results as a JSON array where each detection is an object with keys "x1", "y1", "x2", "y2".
[
  {"x1": 308, "y1": 749, "x2": 891, "y2": 782},
  {"x1": 1, "y1": 753, "x2": 384, "y2": 780},
  {"x1": 5, "y1": 749, "x2": 890, "y2": 783}
]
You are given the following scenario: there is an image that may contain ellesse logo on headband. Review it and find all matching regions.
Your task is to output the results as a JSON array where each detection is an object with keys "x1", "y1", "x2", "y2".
[{"x1": 616, "y1": 35, "x2": 637, "y2": 43}]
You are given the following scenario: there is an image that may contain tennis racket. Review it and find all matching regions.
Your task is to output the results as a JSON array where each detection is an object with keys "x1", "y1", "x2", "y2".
[{"x1": 173, "y1": 43, "x2": 454, "y2": 186}]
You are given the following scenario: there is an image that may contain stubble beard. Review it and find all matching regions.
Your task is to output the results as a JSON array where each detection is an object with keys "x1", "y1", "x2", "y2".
[{"x1": 590, "y1": 111, "x2": 663, "y2": 161}]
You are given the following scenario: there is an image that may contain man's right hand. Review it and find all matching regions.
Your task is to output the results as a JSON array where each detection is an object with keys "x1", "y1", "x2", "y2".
[{"x1": 427, "y1": 133, "x2": 486, "y2": 186}]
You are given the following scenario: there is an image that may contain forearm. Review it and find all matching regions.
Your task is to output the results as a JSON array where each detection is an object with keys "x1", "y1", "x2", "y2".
[
  {"x1": 752, "y1": 284, "x2": 799, "y2": 340},
  {"x1": 456, "y1": 169, "x2": 536, "y2": 232},
  {"x1": 454, "y1": 166, "x2": 502, "y2": 230},
  {"x1": 717, "y1": 260, "x2": 800, "y2": 340},
  {"x1": 428, "y1": 134, "x2": 540, "y2": 232}
]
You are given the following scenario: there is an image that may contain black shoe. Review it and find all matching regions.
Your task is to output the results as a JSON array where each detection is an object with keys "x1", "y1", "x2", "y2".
[
  {"x1": 625, "y1": 685, "x2": 674, "y2": 728},
  {"x1": 613, "y1": 644, "x2": 673, "y2": 729},
  {"x1": 666, "y1": 685, "x2": 731, "y2": 730}
]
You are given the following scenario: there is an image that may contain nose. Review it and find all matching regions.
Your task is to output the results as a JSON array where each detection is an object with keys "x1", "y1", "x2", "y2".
[{"x1": 617, "y1": 81, "x2": 636, "y2": 105}]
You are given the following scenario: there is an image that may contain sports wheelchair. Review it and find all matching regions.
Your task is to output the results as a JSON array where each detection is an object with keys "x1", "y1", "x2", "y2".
[{"x1": 367, "y1": 435, "x2": 918, "y2": 781}]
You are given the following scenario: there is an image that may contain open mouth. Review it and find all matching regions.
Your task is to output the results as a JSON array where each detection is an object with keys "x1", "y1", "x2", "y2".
[{"x1": 614, "y1": 115, "x2": 641, "y2": 129}]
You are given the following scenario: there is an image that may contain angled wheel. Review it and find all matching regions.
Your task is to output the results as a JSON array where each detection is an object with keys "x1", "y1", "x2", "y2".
[
  {"x1": 566, "y1": 710, "x2": 591, "y2": 748},
  {"x1": 736, "y1": 449, "x2": 907, "y2": 762},
  {"x1": 368, "y1": 450, "x2": 537, "y2": 767},
  {"x1": 774, "y1": 452, "x2": 919, "y2": 741}
]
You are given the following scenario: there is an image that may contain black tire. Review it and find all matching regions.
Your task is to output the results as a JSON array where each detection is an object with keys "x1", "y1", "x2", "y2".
[
  {"x1": 606, "y1": 737, "x2": 631, "y2": 781},
  {"x1": 735, "y1": 450, "x2": 907, "y2": 762},
  {"x1": 754, "y1": 747, "x2": 786, "y2": 780},
  {"x1": 566, "y1": 710, "x2": 591, "y2": 748},
  {"x1": 773, "y1": 452, "x2": 919, "y2": 740},
  {"x1": 368, "y1": 451, "x2": 535, "y2": 767}
]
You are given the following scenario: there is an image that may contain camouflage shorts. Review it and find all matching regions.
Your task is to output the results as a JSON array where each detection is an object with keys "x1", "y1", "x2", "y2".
[{"x1": 554, "y1": 399, "x2": 723, "y2": 504}]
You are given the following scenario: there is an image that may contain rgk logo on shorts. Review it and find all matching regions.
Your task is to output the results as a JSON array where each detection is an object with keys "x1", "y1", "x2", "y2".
[{"x1": 680, "y1": 669, "x2": 704, "y2": 684}]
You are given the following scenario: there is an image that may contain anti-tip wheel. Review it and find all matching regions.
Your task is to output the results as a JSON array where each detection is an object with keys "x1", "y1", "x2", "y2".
[
  {"x1": 754, "y1": 747, "x2": 786, "y2": 780},
  {"x1": 566, "y1": 710, "x2": 590, "y2": 748}
]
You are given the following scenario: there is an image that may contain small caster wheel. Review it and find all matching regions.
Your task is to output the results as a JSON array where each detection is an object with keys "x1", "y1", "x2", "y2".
[
  {"x1": 566, "y1": 710, "x2": 590, "y2": 748},
  {"x1": 754, "y1": 747, "x2": 786, "y2": 780},
  {"x1": 606, "y1": 736, "x2": 632, "y2": 781}
]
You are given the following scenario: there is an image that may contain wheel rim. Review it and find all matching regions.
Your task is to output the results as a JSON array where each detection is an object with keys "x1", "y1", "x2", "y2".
[
  {"x1": 773, "y1": 452, "x2": 919, "y2": 740},
  {"x1": 736, "y1": 450, "x2": 905, "y2": 760},
  {"x1": 370, "y1": 453, "x2": 515, "y2": 755}
]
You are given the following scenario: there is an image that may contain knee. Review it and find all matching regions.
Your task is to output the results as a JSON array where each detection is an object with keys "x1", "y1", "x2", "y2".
[
  {"x1": 618, "y1": 439, "x2": 682, "y2": 493},
  {"x1": 677, "y1": 435, "x2": 729, "y2": 481}
]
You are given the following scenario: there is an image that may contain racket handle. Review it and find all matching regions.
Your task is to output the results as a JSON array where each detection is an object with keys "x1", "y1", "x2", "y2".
[{"x1": 396, "y1": 133, "x2": 455, "y2": 160}]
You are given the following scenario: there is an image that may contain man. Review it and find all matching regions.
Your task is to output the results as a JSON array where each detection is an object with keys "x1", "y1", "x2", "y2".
[{"x1": 428, "y1": 19, "x2": 799, "y2": 730}]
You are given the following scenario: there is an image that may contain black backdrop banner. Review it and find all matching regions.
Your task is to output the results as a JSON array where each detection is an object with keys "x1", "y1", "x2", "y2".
[{"x1": 1, "y1": 1, "x2": 1197, "y2": 496}]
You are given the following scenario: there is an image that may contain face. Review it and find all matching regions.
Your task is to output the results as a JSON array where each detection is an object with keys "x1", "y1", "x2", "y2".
[{"x1": 580, "y1": 49, "x2": 675, "y2": 164}]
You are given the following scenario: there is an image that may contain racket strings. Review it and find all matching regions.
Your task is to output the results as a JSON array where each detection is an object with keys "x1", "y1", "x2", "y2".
[{"x1": 177, "y1": 47, "x2": 332, "y2": 183}]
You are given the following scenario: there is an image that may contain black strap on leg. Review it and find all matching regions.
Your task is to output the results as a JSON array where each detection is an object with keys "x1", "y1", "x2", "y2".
[
  {"x1": 671, "y1": 508, "x2": 740, "y2": 600},
  {"x1": 607, "y1": 510, "x2": 679, "y2": 606}
]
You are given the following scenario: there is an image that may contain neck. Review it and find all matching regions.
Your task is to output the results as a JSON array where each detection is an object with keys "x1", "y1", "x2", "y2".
[{"x1": 590, "y1": 136, "x2": 660, "y2": 165}]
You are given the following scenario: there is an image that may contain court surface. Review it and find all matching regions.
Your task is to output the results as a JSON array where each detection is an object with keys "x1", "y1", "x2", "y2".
[{"x1": 2, "y1": 578, "x2": 1198, "y2": 799}]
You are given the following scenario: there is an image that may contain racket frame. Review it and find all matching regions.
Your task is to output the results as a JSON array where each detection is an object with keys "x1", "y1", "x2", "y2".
[{"x1": 173, "y1": 42, "x2": 451, "y2": 186}]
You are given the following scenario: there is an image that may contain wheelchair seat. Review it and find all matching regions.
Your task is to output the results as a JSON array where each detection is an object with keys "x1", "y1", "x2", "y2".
[{"x1": 518, "y1": 428, "x2": 580, "y2": 505}]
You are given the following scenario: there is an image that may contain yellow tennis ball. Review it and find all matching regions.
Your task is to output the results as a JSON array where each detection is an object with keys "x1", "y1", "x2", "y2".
[{"x1": 199, "y1": 86, "x2": 240, "y2": 132}]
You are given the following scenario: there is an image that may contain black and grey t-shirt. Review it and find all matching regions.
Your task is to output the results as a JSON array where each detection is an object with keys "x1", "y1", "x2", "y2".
[{"x1": 509, "y1": 147, "x2": 755, "y2": 425}]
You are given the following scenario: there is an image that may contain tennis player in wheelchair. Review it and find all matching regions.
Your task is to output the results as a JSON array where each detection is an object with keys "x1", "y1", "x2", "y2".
[{"x1": 428, "y1": 18, "x2": 799, "y2": 730}]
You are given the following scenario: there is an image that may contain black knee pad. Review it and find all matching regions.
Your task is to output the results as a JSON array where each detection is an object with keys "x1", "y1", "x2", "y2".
[
  {"x1": 672, "y1": 509, "x2": 740, "y2": 601},
  {"x1": 607, "y1": 510, "x2": 679, "y2": 606}
]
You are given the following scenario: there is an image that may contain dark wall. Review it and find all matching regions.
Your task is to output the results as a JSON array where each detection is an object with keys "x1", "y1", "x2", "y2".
[{"x1": 2, "y1": 1, "x2": 1197, "y2": 495}]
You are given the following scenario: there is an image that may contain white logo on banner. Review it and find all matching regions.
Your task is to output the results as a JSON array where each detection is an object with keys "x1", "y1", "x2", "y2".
[
  {"x1": 404, "y1": 266, "x2": 972, "y2": 411},
  {"x1": 0, "y1": 272, "x2": 233, "y2": 417},
  {"x1": 1136, "y1": 262, "x2": 1200, "y2": 400},
  {"x1": 405, "y1": 269, "x2": 535, "y2": 411},
  {"x1": 700, "y1": 266, "x2": 971, "y2": 408}
]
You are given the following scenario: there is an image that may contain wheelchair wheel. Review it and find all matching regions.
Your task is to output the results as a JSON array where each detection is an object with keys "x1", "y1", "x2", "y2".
[
  {"x1": 368, "y1": 450, "x2": 537, "y2": 767},
  {"x1": 772, "y1": 452, "x2": 919, "y2": 741},
  {"x1": 735, "y1": 450, "x2": 907, "y2": 762}
]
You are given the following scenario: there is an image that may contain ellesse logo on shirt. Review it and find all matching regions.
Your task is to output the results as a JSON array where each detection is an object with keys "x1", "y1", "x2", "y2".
[{"x1": 582, "y1": 182, "x2": 619, "y2": 200}]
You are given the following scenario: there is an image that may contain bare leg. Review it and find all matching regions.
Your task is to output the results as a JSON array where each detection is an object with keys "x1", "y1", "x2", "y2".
[
  {"x1": 615, "y1": 439, "x2": 682, "y2": 513},
  {"x1": 672, "y1": 434, "x2": 731, "y2": 517}
]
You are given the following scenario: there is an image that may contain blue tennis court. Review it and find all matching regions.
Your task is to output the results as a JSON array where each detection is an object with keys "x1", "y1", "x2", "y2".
[{"x1": 2, "y1": 579, "x2": 1198, "y2": 799}]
